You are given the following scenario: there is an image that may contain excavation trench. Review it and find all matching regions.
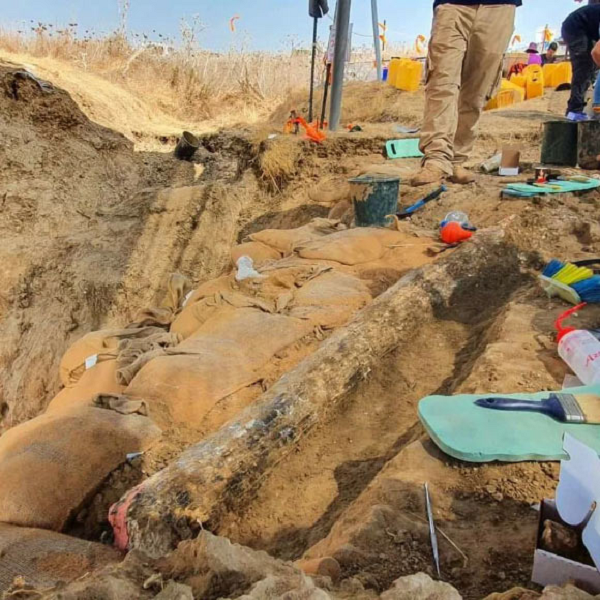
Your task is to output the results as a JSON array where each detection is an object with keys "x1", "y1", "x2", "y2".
[
  {"x1": 40, "y1": 217, "x2": 566, "y2": 600},
  {"x1": 110, "y1": 233, "x2": 523, "y2": 553}
]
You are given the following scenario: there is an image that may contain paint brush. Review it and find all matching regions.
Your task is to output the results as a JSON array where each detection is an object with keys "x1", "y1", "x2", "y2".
[{"x1": 475, "y1": 393, "x2": 600, "y2": 424}]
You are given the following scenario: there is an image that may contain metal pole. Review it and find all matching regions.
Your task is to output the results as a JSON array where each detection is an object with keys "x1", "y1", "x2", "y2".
[
  {"x1": 371, "y1": 0, "x2": 382, "y2": 81},
  {"x1": 308, "y1": 17, "x2": 319, "y2": 123},
  {"x1": 329, "y1": 0, "x2": 351, "y2": 132},
  {"x1": 320, "y1": 62, "x2": 332, "y2": 129}
]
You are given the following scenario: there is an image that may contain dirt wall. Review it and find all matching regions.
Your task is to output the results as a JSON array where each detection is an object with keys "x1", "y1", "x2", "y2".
[{"x1": 0, "y1": 67, "x2": 198, "y2": 429}]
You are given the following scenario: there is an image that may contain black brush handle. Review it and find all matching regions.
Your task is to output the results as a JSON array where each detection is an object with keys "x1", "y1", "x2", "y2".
[{"x1": 475, "y1": 397, "x2": 563, "y2": 421}]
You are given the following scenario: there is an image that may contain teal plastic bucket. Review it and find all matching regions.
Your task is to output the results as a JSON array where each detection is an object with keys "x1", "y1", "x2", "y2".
[{"x1": 349, "y1": 174, "x2": 400, "y2": 227}]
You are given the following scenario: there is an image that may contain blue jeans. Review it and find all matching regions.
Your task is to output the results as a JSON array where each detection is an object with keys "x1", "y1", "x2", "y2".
[{"x1": 595, "y1": 70, "x2": 600, "y2": 107}]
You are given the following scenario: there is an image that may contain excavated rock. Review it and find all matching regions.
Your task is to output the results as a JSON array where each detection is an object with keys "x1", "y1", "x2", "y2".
[
  {"x1": 380, "y1": 573, "x2": 462, "y2": 599},
  {"x1": 158, "y1": 531, "x2": 303, "y2": 598},
  {"x1": 153, "y1": 581, "x2": 194, "y2": 600}
]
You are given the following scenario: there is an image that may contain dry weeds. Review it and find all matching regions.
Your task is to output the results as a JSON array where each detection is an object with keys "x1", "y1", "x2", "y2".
[
  {"x1": 0, "y1": 18, "x2": 414, "y2": 128},
  {"x1": 253, "y1": 132, "x2": 302, "y2": 191},
  {"x1": 0, "y1": 24, "x2": 314, "y2": 123}
]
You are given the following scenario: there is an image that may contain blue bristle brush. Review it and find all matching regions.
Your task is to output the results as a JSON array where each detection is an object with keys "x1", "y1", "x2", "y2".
[
  {"x1": 542, "y1": 259, "x2": 564, "y2": 278},
  {"x1": 572, "y1": 276, "x2": 600, "y2": 303}
]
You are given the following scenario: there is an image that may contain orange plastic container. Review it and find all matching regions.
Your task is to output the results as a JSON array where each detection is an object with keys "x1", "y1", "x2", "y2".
[
  {"x1": 526, "y1": 65, "x2": 544, "y2": 100},
  {"x1": 395, "y1": 59, "x2": 423, "y2": 92}
]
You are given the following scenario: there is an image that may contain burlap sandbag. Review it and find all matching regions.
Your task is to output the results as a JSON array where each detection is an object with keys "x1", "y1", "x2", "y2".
[
  {"x1": 183, "y1": 308, "x2": 311, "y2": 361},
  {"x1": 59, "y1": 327, "x2": 164, "y2": 388},
  {"x1": 116, "y1": 331, "x2": 182, "y2": 386},
  {"x1": 171, "y1": 300, "x2": 235, "y2": 341},
  {"x1": 128, "y1": 309, "x2": 312, "y2": 428},
  {"x1": 231, "y1": 241, "x2": 282, "y2": 266},
  {"x1": 129, "y1": 273, "x2": 192, "y2": 328},
  {"x1": 172, "y1": 290, "x2": 275, "y2": 340},
  {"x1": 171, "y1": 276, "x2": 236, "y2": 339},
  {"x1": 288, "y1": 271, "x2": 373, "y2": 329},
  {"x1": 0, "y1": 405, "x2": 161, "y2": 531},
  {"x1": 126, "y1": 340, "x2": 259, "y2": 428},
  {"x1": 296, "y1": 228, "x2": 406, "y2": 266},
  {"x1": 183, "y1": 275, "x2": 233, "y2": 308},
  {"x1": 47, "y1": 359, "x2": 125, "y2": 413},
  {"x1": 249, "y1": 219, "x2": 343, "y2": 254},
  {"x1": 308, "y1": 178, "x2": 352, "y2": 207},
  {"x1": 0, "y1": 523, "x2": 120, "y2": 593}
]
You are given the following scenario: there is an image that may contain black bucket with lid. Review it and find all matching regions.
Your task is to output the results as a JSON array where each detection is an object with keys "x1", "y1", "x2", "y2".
[
  {"x1": 349, "y1": 174, "x2": 400, "y2": 227},
  {"x1": 541, "y1": 120, "x2": 578, "y2": 167},
  {"x1": 174, "y1": 131, "x2": 200, "y2": 161}
]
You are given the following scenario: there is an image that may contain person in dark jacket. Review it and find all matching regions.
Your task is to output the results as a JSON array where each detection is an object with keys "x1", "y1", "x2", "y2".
[{"x1": 562, "y1": 4, "x2": 600, "y2": 117}]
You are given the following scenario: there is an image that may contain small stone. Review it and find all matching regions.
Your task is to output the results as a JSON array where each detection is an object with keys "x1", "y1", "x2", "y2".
[{"x1": 381, "y1": 573, "x2": 461, "y2": 599}]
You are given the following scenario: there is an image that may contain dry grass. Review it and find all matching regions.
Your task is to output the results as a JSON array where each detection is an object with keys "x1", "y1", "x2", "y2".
[
  {"x1": 253, "y1": 133, "x2": 303, "y2": 191},
  {"x1": 0, "y1": 24, "x2": 314, "y2": 123},
  {"x1": 269, "y1": 81, "x2": 424, "y2": 127},
  {"x1": 0, "y1": 20, "x2": 419, "y2": 139}
]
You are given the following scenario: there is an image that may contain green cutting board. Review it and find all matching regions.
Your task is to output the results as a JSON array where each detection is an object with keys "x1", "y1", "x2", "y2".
[
  {"x1": 418, "y1": 385, "x2": 600, "y2": 463},
  {"x1": 504, "y1": 178, "x2": 600, "y2": 198},
  {"x1": 386, "y1": 139, "x2": 423, "y2": 159}
]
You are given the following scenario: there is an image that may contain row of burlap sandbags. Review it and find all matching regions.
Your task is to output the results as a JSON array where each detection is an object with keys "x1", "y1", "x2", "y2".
[
  {"x1": 232, "y1": 218, "x2": 438, "y2": 293},
  {"x1": 34, "y1": 220, "x2": 427, "y2": 443},
  {"x1": 135, "y1": 220, "x2": 439, "y2": 433},
  {"x1": 124, "y1": 238, "x2": 377, "y2": 430},
  {"x1": 0, "y1": 275, "x2": 196, "y2": 533},
  {"x1": 0, "y1": 278, "x2": 194, "y2": 590},
  {"x1": 234, "y1": 218, "x2": 418, "y2": 267}
]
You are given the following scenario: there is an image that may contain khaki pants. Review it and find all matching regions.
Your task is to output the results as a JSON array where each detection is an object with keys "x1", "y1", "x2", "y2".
[{"x1": 419, "y1": 4, "x2": 516, "y2": 174}]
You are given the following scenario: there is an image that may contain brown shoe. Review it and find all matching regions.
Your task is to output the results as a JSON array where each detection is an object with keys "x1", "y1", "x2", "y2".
[
  {"x1": 450, "y1": 166, "x2": 475, "y2": 184},
  {"x1": 410, "y1": 164, "x2": 446, "y2": 187}
]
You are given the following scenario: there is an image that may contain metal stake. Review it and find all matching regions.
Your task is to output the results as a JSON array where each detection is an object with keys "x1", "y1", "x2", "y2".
[
  {"x1": 371, "y1": 0, "x2": 382, "y2": 81},
  {"x1": 309, "y1": 16, "x2": 319, "y2": 123},
  {"x1": 425, "y1": 482, "x2": 441, "y2": 579},
  {"x1": 328, "y1": 0, "x2": 351, "y2": 131}
]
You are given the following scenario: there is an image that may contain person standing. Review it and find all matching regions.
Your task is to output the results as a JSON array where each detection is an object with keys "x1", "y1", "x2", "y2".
[
  {"x1": 562, "y1": 4, "x2": 600, "y2": 118},
  {"x1": 411, "y1": 1, "x2": 520, "y2": 187}
]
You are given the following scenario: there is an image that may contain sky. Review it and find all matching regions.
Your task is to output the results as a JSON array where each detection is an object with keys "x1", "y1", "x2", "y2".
[{"x1": 0, "y1": 1, "x2": 579, "y2": 53}]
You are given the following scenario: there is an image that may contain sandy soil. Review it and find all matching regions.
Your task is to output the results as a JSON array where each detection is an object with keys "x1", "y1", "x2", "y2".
[{"x1": 2, "y1": 52, "x2": 600, "y2": 599}]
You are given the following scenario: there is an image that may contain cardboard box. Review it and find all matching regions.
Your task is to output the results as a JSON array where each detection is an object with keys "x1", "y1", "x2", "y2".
[
  {"x1": 532, "y1": 434, "x2": 600, "y2": 593},
  {"x1": 532, "y1": 500, "x2": 600, "y2": 593},
  {"x1": 499, "y1": 145, "x2": 521, "y2": 176}
]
